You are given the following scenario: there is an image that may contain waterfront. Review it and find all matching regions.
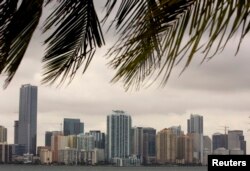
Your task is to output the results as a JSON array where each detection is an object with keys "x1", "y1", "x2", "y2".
[{"x1": 0, "y1": 165, "x2": 207, "y2": 171}]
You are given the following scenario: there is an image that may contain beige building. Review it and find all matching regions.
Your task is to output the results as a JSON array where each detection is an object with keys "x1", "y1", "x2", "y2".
[
  {"x1": 0, "y1": 126, "x2": 7, "y2": 143},
  {"x1": 51, "y1": 132, "x2": 64, "y2": 162},
  {"x1": 40, "y1": 148, "x2": 52, "y2": 164},
  {"x1": 67, "y1": 135, "x2": 78, "y2": 149},
  {"x1": 0, "y1": 143, "x2": 12, "y2": 163},
  {"x1": 156, "y1": 128, "x2": 176, "y2": 164},
  {"x1": 176, "y1": 135, "x2": 193, "y2": 164}
]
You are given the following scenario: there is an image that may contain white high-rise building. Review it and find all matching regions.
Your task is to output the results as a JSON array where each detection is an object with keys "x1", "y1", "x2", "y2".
[{"x1": 106, "y1": 110, "x2": 132, "y2": 162}]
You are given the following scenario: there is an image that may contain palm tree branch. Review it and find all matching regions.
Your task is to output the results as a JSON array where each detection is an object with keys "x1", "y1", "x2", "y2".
[
  {"x1": 106, "y1": 0, "x2": 250, "y2": 90},
  {"x1": 0, "y1": 0, "x2": 43, "y2": 88},
  {"x1": 42, "y1": 0, "x2": 105, "y2": 85}
]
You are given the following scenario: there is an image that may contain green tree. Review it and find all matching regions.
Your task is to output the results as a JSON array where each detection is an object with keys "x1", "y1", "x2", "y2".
[{"x1": 0, "y1": 0, "x2": 250, "y2": 90}]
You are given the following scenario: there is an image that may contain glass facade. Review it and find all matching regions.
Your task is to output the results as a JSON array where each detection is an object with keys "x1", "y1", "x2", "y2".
[
  {"x1": 187, "y1": 114, "x2": 203, "y2": 134},
  {"x1": 187, "y1": 114, "x2": 203, "y2": 164},
  {"x1": 63, "y1": 118, "x2": 84, "y2": 136},
  {"x1": 18, "y1": 84, "x2": 37, "y2": 155}
]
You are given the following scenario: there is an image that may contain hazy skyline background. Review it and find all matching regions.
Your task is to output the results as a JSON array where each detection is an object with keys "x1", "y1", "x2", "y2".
[{"x1": 0, "y1": 1, "x2": 249, "y2": 153}]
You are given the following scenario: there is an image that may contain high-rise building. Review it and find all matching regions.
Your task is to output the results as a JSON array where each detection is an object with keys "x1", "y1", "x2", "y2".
[
  {"x1": 14, "y1": 121, "x2": 19, "y2": 144},
  {"x1": 131, "y1": 127, "x2": 143, "y2": 160},
  {"x1": 212, "y1": 133, "x2": 228, "y2": 151},
  {"x1": 187, "y1": 114, "x2": 203, "y2": 164},
  {"x1": 142, "y1": 127, "x2": 156, "y2": 164},
  {"x1": 89, "y1": 130, "x2": 105, "y2": 149},
  {"x1": 18, "y1": 84, "x2": 38, "y2": 155},
  {"x1": 187, "y1": 114, "x2": 203, "y2": 134},
  {"x1": 63, "y1": 118, "x2": 84, "y2": 136},
  {"x1": 169, "y1": 125, "x2": 183, "y2": 136},
  {"x1": 66, "y1": 135, "x2": 78, "y2": 149},
  {"x1": 51, "y1": 131, "x2": 64, "y2": 162},
  {"x1": 45, "y1": 131, "x2": 53, "y2": 147},
  {"x1": 0, "y1": 144, "x2": 12, "y2": 163},
  {"x1": 203, "y1": 135, "x2": 212, "y2": 165},
  {"x1": 176, "y1": 134, "x2": 193, "y2": 164},
  {"x1": 0, "y1": 126, "x2": 7, "y2": 143},
  {"x1": 77, "y1": 133, "x2": 94, "y2": 150},
  {"x1": 106, "y1": 110, "x2": 132, "y2": 162},
  {"x1": 156, "y1": 128, "x2": 177, "y2": 164},
  {"x1": 131, "y1": 127, "x2": 156, "y2": 164},
  {"x1": 228, "y1": 130, "x2": 246, "y2": 154}
]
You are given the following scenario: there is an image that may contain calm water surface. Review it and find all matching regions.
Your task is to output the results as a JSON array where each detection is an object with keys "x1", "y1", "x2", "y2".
[{"x1": 0, "y1": 165, "x2": 207, "y2": 171}]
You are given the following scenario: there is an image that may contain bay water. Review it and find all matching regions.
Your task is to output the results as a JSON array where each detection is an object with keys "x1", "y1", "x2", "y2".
[{"x1": 0, "y1": 165, "x2": 207, "y2": 171}]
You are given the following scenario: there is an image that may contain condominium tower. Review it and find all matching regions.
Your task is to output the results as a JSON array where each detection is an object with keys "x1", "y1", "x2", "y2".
[
  {"x1": 156, "y1": 128, "x2": 177, "y2": 164},
  {"x1": 106, "y1": 110, "x2": 132, "y2": 161}
]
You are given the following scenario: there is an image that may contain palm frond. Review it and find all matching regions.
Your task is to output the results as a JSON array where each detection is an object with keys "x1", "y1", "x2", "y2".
[
  {"x1": 106, "y1": 0, "x2": 250, "y2": 90},
  {"x1": 0, "y1": 0, "x2": 18, "y2": 72},
  {"x1": 42, "y1": 0, "x2": 105, "y2": 85},
  {"x1": 106, "y1": 0, "x2": 164, "y2": 90},
  {"x1": 0, "y1": 0, "x2": 43, "y2": 88}
]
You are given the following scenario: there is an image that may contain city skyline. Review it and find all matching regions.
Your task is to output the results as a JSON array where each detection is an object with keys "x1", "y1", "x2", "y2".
[
  {"x1": 0, "y1": 111, "x2": 247, "y2": 164},
  {"x1": 0, "y1": 89, "x2": 249, "y2": 154},
  {"x1": 0, "y1": 0, "x2": 250, "y2": 155},
  {"x1": 0, "y1": 106, "x2": 247, "y2": 152}
]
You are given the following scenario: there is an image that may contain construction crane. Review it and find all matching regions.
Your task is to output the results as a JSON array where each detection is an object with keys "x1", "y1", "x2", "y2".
[
  {"x1": 219, "y1": 125, "x2": 229, "y2": 134},
  {"x1": 60, "y1": 122, "x2": 63, "y2": 133}
]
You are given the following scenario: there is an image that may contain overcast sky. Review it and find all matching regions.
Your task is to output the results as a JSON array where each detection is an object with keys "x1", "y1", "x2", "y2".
[{"x1": 0, "y1": 1, "x2": 249, "y2": 154}]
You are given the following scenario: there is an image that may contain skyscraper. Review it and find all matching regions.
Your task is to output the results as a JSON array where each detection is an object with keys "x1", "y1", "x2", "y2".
[
  {"x1": 0, "y1": 125, "x2": 7, "y2": 143},
  {"x1": 18, "y1": 84, "x2": 37, "y2": 155},
  {"x1": 156, "y1": 128, "x2": 177, "y2": 164},
  {"x1": 142, "y1": 127, "x2": 156, "y2": 164},
  {"x1": 131, "y1": 127, "x2": 143, "y2": 159},
  {"x1": 106, "y1": 110, "x2": 132, "y2": 162},
  {"x1": 77, "y1": 133, "x2": 94, "y2": 150},
  {"x1": 187, "y1": 114, "x2": 203, "y2": 134},
  {"x1": 63, "y1": 118, "x2": 84, "y2": 136},
  {"x1": 228, "y1": 130, "x2": 246, "y2": 154},
  {"x1": 45, "y1": 131, "x2": 53, "y2": 147},
  {"x1": 187, "y1": 114, "x2": 203, "y2": 164},
  {"x1": 212, "y1": 133, "x2": 228, "y2": 151},
  {"x1": 89, "y1": 130, "x2": 105, "y2": 149},
  {"x1": 176, "y1": 134, "x2": 193, "y2": 164},
  {"x1": 14, "y1": 121, "x2": 19, "y2": 144}
]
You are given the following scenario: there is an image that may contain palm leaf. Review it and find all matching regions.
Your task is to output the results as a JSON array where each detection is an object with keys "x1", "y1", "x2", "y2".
[
  {"x1": 0, "y1": 0, "x2": 43, "y2": 88},
  {"x1": 42, "y1": 0, "x2": 105, "y2": 85},
  {"x1": 106, "y1": 0, "x2": 250, "y2": 90},
  {"x1": 1, "y1": 0, "x2": 250, "y2": 90}
]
